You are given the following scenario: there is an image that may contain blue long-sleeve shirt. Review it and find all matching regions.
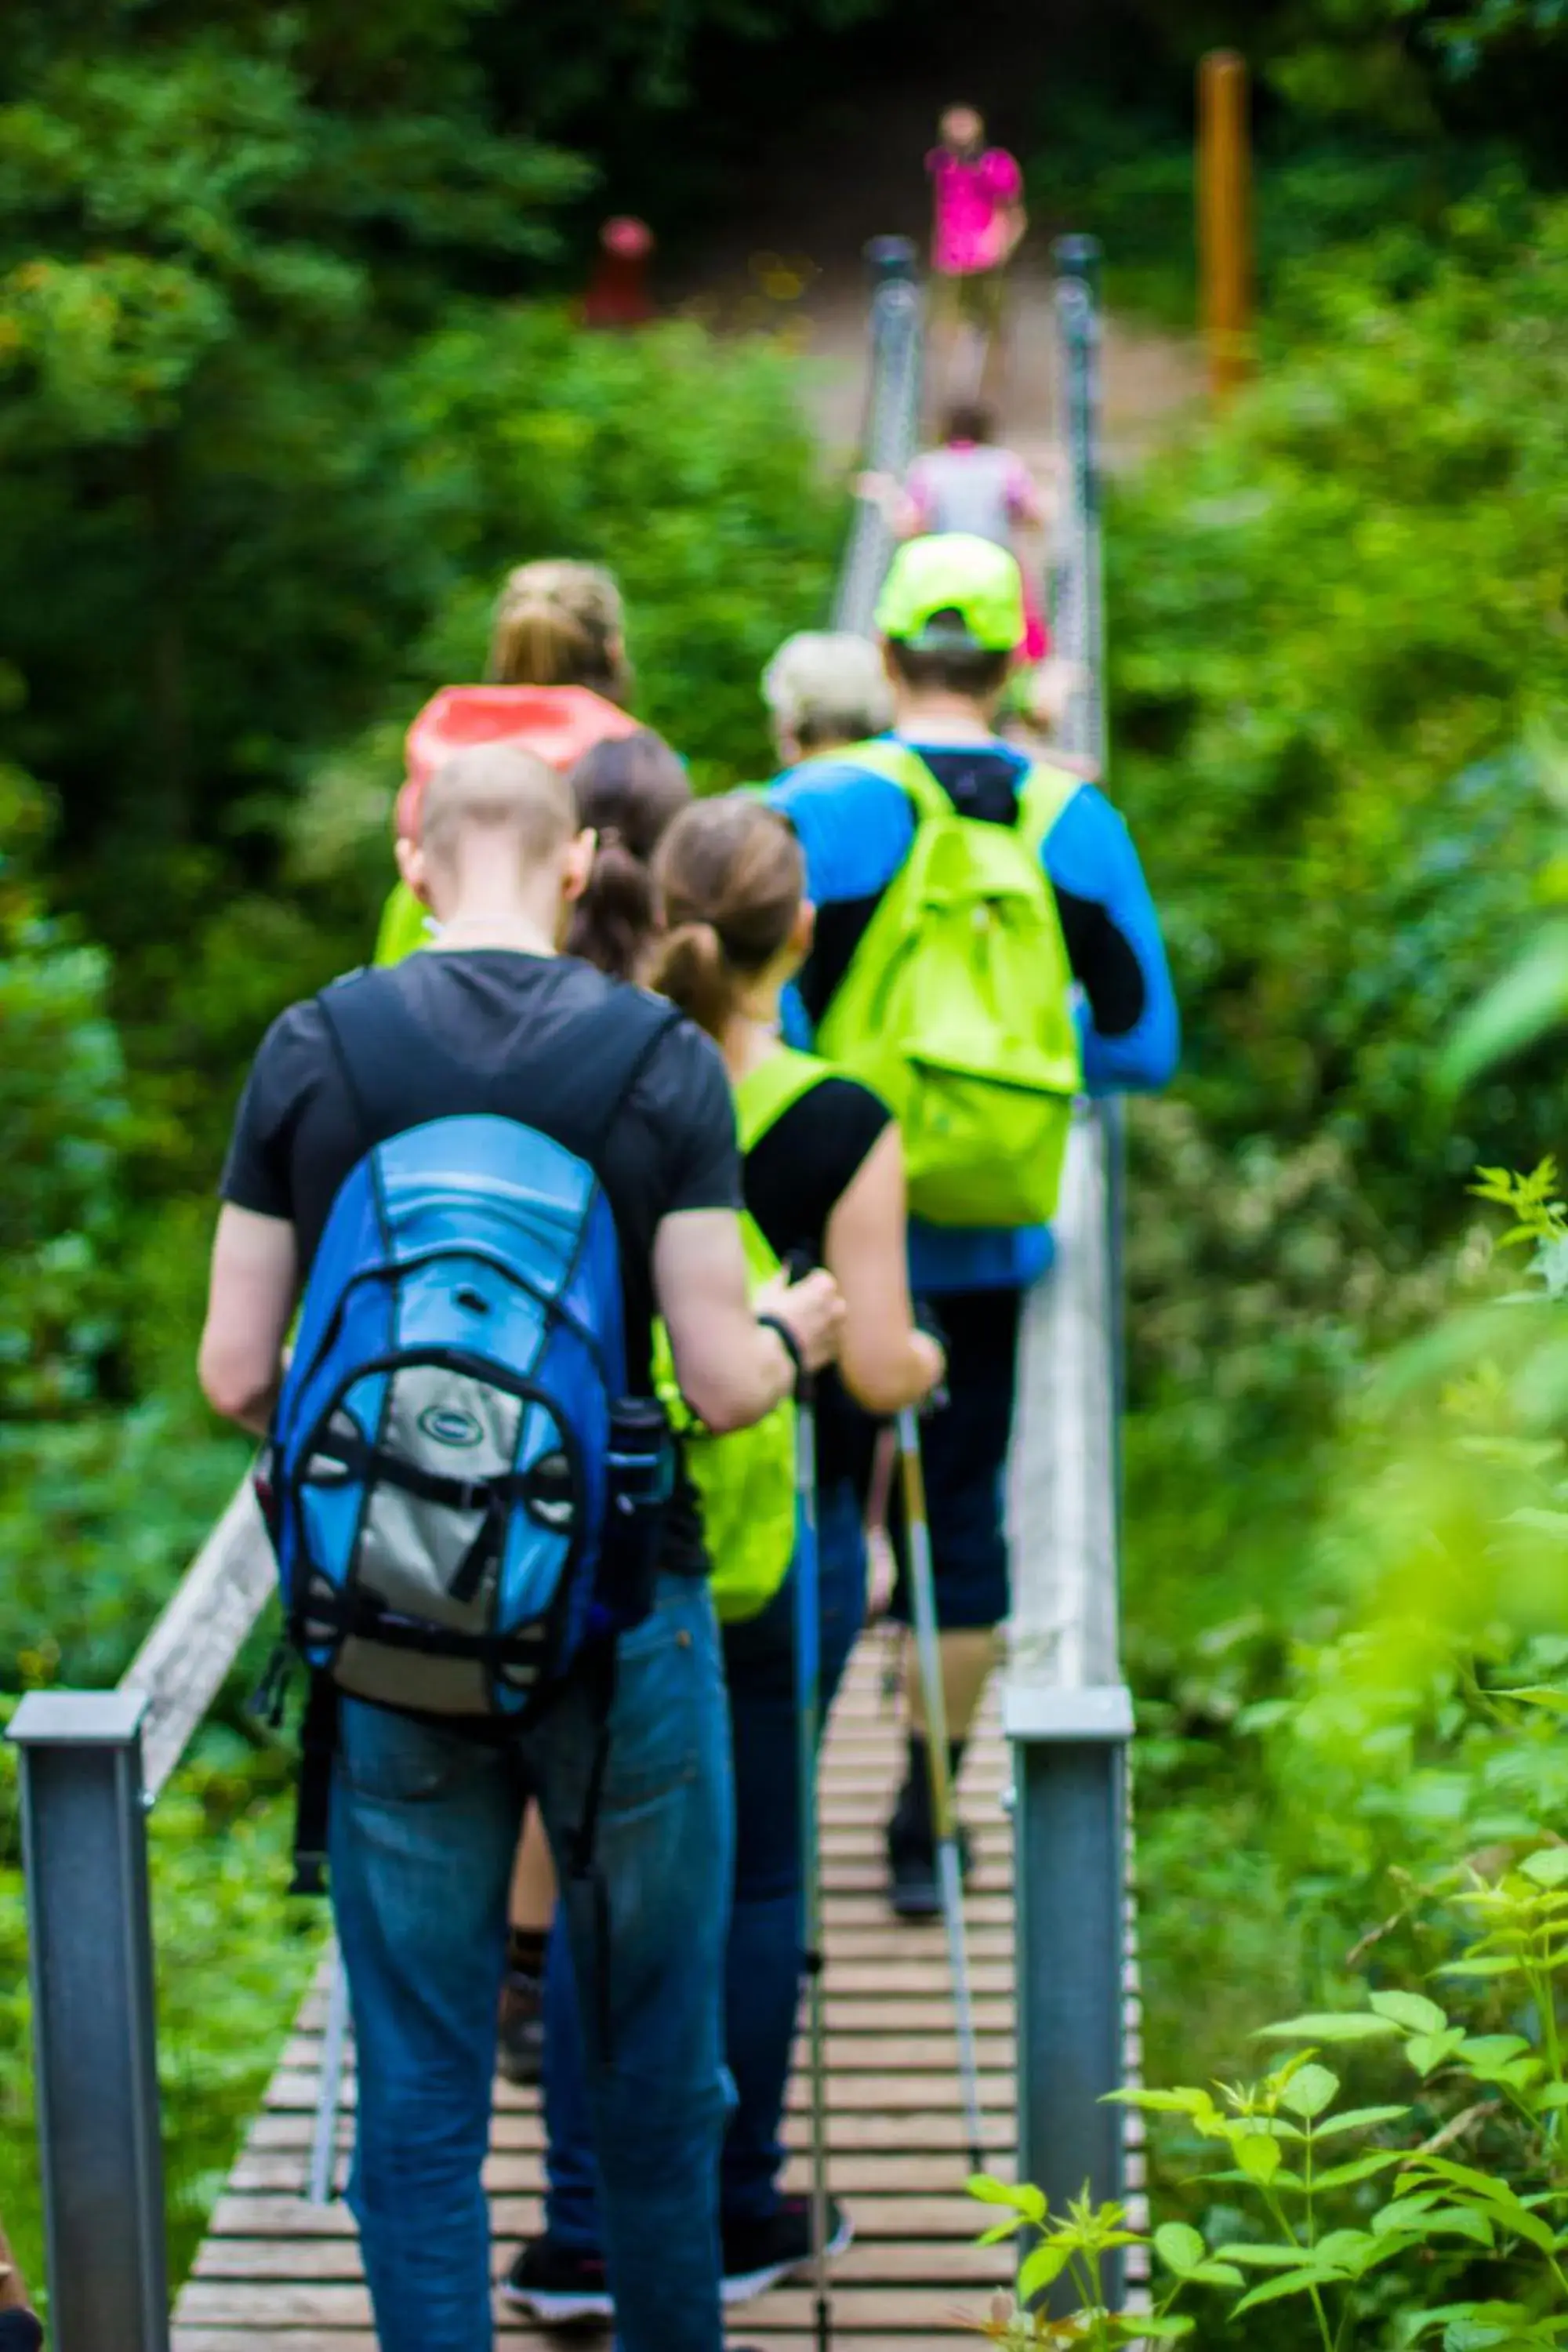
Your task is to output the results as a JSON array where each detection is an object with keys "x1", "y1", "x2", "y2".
[{"x1": 766, "y1": 735, "x2": 1178, "y2": 1294}]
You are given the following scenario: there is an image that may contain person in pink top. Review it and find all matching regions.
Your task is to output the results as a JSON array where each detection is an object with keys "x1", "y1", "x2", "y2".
[
  {"x1": 927, "y1": 104, "x2": 1027, "y2": 397},
  {"x1": 860, "y1": 400, "x2": 1054, "y2": 662}
]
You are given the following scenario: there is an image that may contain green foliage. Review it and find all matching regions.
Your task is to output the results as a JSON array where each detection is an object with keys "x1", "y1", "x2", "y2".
[
  {"x1": 0, "y1": 1724, "x2": 321, "y2": 2296},
  {"x1": 1113, "y1": 195, "x2": 1568, "y2": 1276},
  {"x1": 379, "y1": 305, "x2": 839, "y2": 788},
  {"x1": 0, "y1": 765, "x2": 125, "y2": 1416},
  {"x1": 964, "y1": 2179, "x2": 1187, "y2": 2347}
]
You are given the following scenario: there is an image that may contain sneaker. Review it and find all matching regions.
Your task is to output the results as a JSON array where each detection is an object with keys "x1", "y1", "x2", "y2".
[
  {"x1": 503, "y1": 2236, "x2": 613, "y2": 2325},
  {"x1": 885, "y1": 1817, "x2": 973, "y2": 1921},
  {"x1": 496, "y1": 1967, "x2": 544, "y2": 2088},
  {"x1": 721, "y1": 2196, "x2": 854, "y2": 2304}
]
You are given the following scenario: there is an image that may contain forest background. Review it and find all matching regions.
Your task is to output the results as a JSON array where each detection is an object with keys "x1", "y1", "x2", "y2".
[{"x1": 4, "y1": 0, "x2": 1568, "y2": 2337}]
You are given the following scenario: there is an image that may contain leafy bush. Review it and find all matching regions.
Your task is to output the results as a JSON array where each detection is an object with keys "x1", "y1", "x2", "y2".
[
  {"x1": 1113, "y1": 198, "x2": 1568, "y2": 1286},
  {"x1": 0, "y1": 765, "x2": 126, "y2": 1416}
]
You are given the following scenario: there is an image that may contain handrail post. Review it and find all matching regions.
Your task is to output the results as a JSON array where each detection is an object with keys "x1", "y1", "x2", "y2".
[
  {"x1": 8, "y1": 1690, "x2": 170, "y2": 2352},
  {"x1": 1005, "y1": 228, "x2": 1134, "y2": 2314},
  {"x1": 832, "y1": 234, "x2": 924, "y2": 638},
  {"x1": 1005, "y1": 1114, "x2": 1133, "y2": 2307},
  {"x1": 1050, "y1": 235, "x2": 1107, "y2": 775}
]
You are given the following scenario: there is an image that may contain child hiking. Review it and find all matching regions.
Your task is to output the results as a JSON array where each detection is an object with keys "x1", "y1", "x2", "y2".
[
  {"x1": 510, "y1": 795, "x2": 943, "y2": 2324},
  {"x1": 765, "y1": 532, "x2": 1178, "y2": 1918}
]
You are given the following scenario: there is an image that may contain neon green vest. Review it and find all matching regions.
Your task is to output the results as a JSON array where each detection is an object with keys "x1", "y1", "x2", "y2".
[
  {"x1": 815, "y1": 740, "x2": 1083, "y2": 1229},
  {"x1": 374, "y1": 879, "x2": 431, "y2": 966},
  {"x1": 655, "y1": 1049, "x2": 831, "y2": 1625}
]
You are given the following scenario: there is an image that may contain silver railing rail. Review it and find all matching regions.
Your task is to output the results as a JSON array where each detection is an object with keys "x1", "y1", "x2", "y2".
[
  {"x1": 832, "y1": 234, "x2": 924, "y2": 638},
  {"x1": 1004, "y1": 234, "x2": 1137, "y2": 2311},
  {"x1": 8, "y1": 1476, "x2": 272, "y2": 2352}
]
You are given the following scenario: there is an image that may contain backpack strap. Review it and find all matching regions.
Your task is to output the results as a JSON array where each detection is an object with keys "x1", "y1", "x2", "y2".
[
  {"x1": 316, "y1": 967, "x2": 681, "y2": 1161},
  {"x1": 1015, "y1": 760, "x2": 1083, "y2": 865},
  {"x1": 831, "y1": 736, "x2": 951, "y2": 824},
  {"x1": 838, "y1": 736, "x2": 1083, "y2": 854},
  {"x1": 735, "y1": 1047, "x2": 833, "y2": 1154}
]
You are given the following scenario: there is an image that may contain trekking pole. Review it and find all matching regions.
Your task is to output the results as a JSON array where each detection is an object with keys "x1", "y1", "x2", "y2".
[
  {"x1": 894, "y1": 1405, "x2": 986, "y2": 2176},
  {"x1": 308, "y1": 1951, "x2": 351, "y2": 2205},
  {"x1": 793, "y1": 1369, "x2": 834, "y2": 2352}
]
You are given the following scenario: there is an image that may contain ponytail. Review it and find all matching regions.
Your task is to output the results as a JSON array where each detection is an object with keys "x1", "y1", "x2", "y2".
[
  {"x1": 648, "y1": 920, "x2": 737, "y2": 1037},
  {"x1": 564, "y1": 729, "x2": 693, "y2": 981},
  {"x1": 567, "y1": 833, "x2": 656, "y2": 982}
]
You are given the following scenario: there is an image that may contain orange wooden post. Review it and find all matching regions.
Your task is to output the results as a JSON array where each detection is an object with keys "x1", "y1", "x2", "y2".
[{"x1": 1197, "y1": 50, "x2": 1254, "y2": 404}]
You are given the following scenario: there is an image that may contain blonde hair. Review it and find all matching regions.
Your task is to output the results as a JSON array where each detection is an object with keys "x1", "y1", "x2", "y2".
[
  {"x1": 488, "y1": 561, "x2": 632, "y2": 705},
  {"x1": 761, "y1": 630, "x2": 895, "y2": 752},
  {"x1": 648, "y1": 797, "x2": 804, "y2": 1039},
  {"x1": 419, "y1": 742, "x2": 576, "y2": 873}
]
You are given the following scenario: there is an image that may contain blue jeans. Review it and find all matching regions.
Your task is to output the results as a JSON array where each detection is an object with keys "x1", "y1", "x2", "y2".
[
  {"x1": 330, "y1": 1572, "x2": 733, "y2": 2352},
  {"x1": 545, "y1": 1479, "x2": 868, "y2": 2245}
]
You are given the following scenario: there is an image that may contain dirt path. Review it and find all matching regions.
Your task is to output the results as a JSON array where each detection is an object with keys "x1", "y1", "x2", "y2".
[{"x1": 663, "y1": 28, "x2": 1203, "y2": 479}]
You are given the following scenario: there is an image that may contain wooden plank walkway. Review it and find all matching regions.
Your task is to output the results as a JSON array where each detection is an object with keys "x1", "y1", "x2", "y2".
[{"x1": 172, "y1": 1641, "x2": 1015, "y2": 2348}]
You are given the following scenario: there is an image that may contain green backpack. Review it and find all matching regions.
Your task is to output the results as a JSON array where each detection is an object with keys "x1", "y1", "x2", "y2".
[
  {"x1": 815, "y1": 739, "x2": 1083, "y2": 1230},
  {"x1": 653, "y1": 1048, "x2": 831, "y2": 1626}
]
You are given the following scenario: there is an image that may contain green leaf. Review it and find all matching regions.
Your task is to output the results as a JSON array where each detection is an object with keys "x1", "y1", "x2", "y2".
[
  {"x1": 1370, "y1": 1990, "x2": 1449, "y2": 2035},
  {"x1": 1313, "y1": 2104, "x2": 1414, "y2": 2139},
  {"x1": 1214, "y1": 2244, "x2": 1319, "y2": 2268},
  {"x1": 1521, "y1": 1847, "x2": 1568, "y2": 1888},
  {"x1": 1236, "y1": 2133, "x2": 1284, "y2": 2186},
  {"x1": 1406, "y1": 2028, "x2": 1468, "y2": 2078},
  {"x1": 1137, "y1": 2320, "x2": 1197, "y2": 2340},
  {"x1": 1017, "y1": 2240, "x2": 1073, "y2": 2299},
  {"x1": 1234, "y1": 2267, "x2": 1345, "y2": 2314},
  {"x1": 1499, "y1": 1686, "x2": 1568, "y2": 1716},
  {"x1": 1281, "y1": 2062, "x2": 1341, "y2": 2118},
  {"x1": 967, "y1": 2175, "x2": 1044, "y2": 2222},
  {"x1": 1256, "y1": 2013, "x2": 1401, "y2": 2043},
  {"x1": 1439, "y1": 920, "x2": 1568, "y2": 1095},
  {"x1": 1153, "y1": 2223, "x2": 1208, "y2": 2277},
  {"x1": 1313, "y1": 2151, "x2": 1408, "y2": 2190}
]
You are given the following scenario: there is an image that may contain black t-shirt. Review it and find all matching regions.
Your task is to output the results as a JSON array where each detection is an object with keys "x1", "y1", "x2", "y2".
[
  {"x1": 220, "y1": 949, "x2": 741, "y2": 1573},
  {"x1": 0, "y1": 2312, "x2": 42, "y2": 2352},
  {"x1": 743, "y1": 1073, "x2": 891, "y2": 1489}
]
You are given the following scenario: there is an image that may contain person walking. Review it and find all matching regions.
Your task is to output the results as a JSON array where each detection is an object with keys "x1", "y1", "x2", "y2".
[
  {"x1": 760, "y1": 630, "x2": 895, "y2": 777},
  {"x1": 374, "y1": 560, "x2": 640, "y2": 967},
  {"x1": 764, "y1": 533, "x2": 1178, "y2": 1918},
  {"x1": 496, "y1": 725, "x2": 696, "y2": 2089},
  {"x1": 509, "y1": 795, "x2": 944, "y2": 2322},
  {"x1": 861, "y1": 397, "x2": 1055, "y2": 665},
  {"x1": 199, "y1": 742, "x2": 843, "y2": 2352},
  {"x1": 927, "y1": 105, "x2": 1027, "y2": 405}
]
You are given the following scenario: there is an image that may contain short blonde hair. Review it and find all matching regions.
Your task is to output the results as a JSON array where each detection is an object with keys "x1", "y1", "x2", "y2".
[
  {"x1": 419, "y1": 743, "x2": 576, "y2": 872},
  {"x1": 760, "y1": 631, "x2": 895, "y2": 753}
]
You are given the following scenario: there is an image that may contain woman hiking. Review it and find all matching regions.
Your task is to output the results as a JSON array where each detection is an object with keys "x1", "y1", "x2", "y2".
[
  {"x1": 498, "y1": 725, "x2": 695, "y2": 2089},
  {"x1": 509, "y1": 794, "x2": 945, "y2": 2322},
  {"x1": 375, "y1": 559, "x2": 642, "y2": 967}
]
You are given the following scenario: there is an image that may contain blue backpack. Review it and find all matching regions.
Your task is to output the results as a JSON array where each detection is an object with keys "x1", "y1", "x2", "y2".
[{"x1": 261, "y1": 973, "x2": 679, "y2": 1726}]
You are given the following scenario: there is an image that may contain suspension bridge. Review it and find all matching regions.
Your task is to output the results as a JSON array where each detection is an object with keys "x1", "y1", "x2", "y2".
[{"x1": 9, "y1": 233, "x2": 1139, "y2": 2351}]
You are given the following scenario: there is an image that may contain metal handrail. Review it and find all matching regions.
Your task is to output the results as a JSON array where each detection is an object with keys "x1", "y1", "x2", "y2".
[
  {"x1": 1002, "y1": 234, "x2": 1136, "y2": 2313},
  {"x1": 832, "y1": 235, "x2": 924, "y2": 639}
]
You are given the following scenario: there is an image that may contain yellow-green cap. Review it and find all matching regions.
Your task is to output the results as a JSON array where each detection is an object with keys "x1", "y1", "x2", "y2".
[{"x1": 874, "y1": 532, "x2": 1026, "y2": 654}]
